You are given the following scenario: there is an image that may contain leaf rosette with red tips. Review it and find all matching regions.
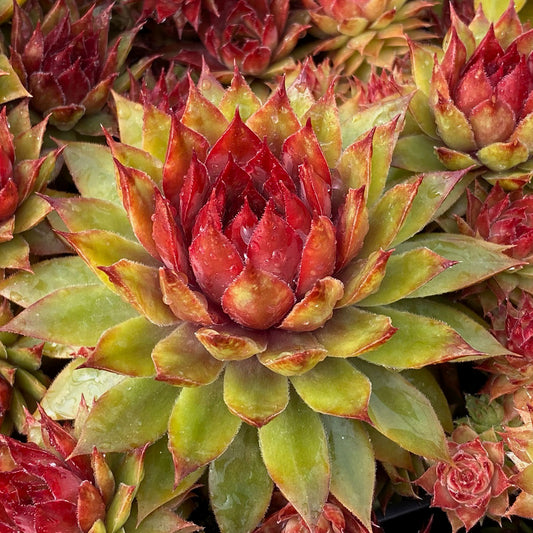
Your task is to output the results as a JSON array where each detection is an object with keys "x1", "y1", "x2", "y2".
[{"x1": 0, "y1": 69, "x2": 520, "y2": 532}]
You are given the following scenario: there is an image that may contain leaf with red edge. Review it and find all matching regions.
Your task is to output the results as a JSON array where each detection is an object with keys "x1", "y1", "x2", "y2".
[
  {"x1": 224, "y1": 200, "x2": 258, "y2": 257},
  {"x1": 152, "y1": 190, "x2": 189, "y2": 276},
  {"x1": 360, "y1": 178, "x2": 422, "y2": 256},
  {"x1": 114, "y1": 159, "x2": 158, "y2": 259},
  {"x1": 163, "y1": 117, "x2": 209, "y2": 206},
  {"x1": 282, "y1": 120, "x2": 331, "y2": 188},
  {"x1": 223, "y1": 358, "x2": 288, "y2": 426},
  {"x1": 159, "y1": 268, "x2": 221, "y2": 326},
  {"x1": 298, "y1": 161, "x2": 331, "y2": 217},
  {"x1": 335, "y1": 187, "x2": 368, "y2": 271},
  {"x1": 316, "y1": 306, "x2": 397, "y2": 358},
  {"x1": 189, "y1": 223, "x2": 244, "y2": 302},
  {"x1": 205, "y1": 111, "x2": 262, "y2": 178},
  {"x1": 246, "y1": 140, "x2": 294, "y2": 194},
  {"x1": 247, "y1": 202, "x2": 302, "y2": 285},
  {"x1": 152, "y1": 322, "x2": 224, "y2": 386},
  {"x1": 181, "y1": 77, "x2": 228, "y2": 145},
  {"x1": 178, "y1": 154, "x2": 209, "y2": 240},
  {"x1": 257, "y1": 330, "x2": 327, "y2": 376},
  {"x1": 246, "y1": 82, "x2": 300, "y2": 157},
  {"x1": 337, "y1": 128, "x2": 373, "y2": 191},
  {"x1": 99, "y1": 259, "x2": 177, "y2": 326},
  {"x1": 195, "y1": 324, "x2": 267, "y2": 361},
  {"x1": 222, "y1": 265, "x2": 295, "y2": 329},
  {"x1": 297, "y1": 216, "x2": 336, "y2": 296},
  {"x1": 337, "y1": 249, "x2": 392, "y2": 307},
  {"x1": 281, "y1": 277, "x2": 344, "y2": 332},
  {"x1": 77, "y1": 480, "x2": 106, "y2": 532},
  {"x1": 0, "y1": 179, "x2": 18, "y2": 221}
]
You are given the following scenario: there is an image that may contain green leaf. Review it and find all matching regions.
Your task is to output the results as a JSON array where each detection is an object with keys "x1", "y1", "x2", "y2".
[
  {"x1": 358, "y1": 248, "x2": 454, "y2": 306},
  {"x1": 63, "y1": 142, "x2": 120, "y2": 204},
  {"x1": 391, "y1": 170, "x2": 466, "y2": 245},
  {"x1": 3, "y1": 285, "x2": 138, "y2": 346},
  {"x1": 395, "y1": 233, "x2": 523, "y2": 296},
  {"x1": 0, "y1": 256, "x2": 98, "y2": 307},
  {"x1": 353, "y1": 360, "x2": 449, "y2": 461},
  {"x1": 291, "y1": 359, "x2": 370, "y2": 419},
  {"x1": 223, "y1": 357, "x2": 288, "y2": 427},
  {"x1": 358, "y1": 304, "x2": 480, "y2": 368},
  {"x1": 113, "y1": 92, "x2": 144, "y2": 149},
  {"x1": 136, "y1": 437, "x2": 204, "y2": 522},
  {"x1": 315, "y1": 306, "x2": 395, "y2": 358},
  {"x1": 401, "y1": 368, "x2": 453, "y2": 433},
  {"x1": 0, "y1": 235, "x2": 30, "y2": 270},
  {"x1": 49, "y1": 196, "x2": 135, "y2": 239},
  {"x1": 392, "y1": 134, "x2": 444, "y2": 172},
  {"x1": 365, "y1": 425, "x2": 413, "y2": 470},
  {"x1": 323, "y1": 417, "x2": 375, "y2": 531},
  {"x1": 40, "y1": 359, "x2": 124, "y2": 420},
  {"x1": 391, "y1": 298, "x2": 514, "y2": 360},
  {"x1": 168, "y1": 377, "x2": 242, "y2": 481},
  {"x1": 340, "y1": 95, "x2": 410, "y2": 149},
  {"x1": 152, "y1": 323, "x2": 224, "y2": 386},
  {"x1": 259, "y1": 394, "x2": 330, "y2": 529},
  {"x1": 0, "y1": 54, "x2": 31, "y2": 102},
  {"x1": 74, "y1": 377, "x2": 179, "y2": 454},
  {"x1": 13, "y1": 195, "x2": 52, "y2": 234},
  {"x1": 209, "y1": 424, "x2": 273, "y2": 533},
  {"x1": 89, "y1": 316, "x2": 172, "y2": 377}
]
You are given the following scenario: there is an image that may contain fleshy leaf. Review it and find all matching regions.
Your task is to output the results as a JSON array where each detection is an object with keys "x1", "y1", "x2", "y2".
[
  {"x1": 291, "y1": 359, "x2": 370, "y2": 419},
  {"x1": 152, "y1": 323, "x2": 224, "y2": 386},
  {"x1": 395, "y1": 234, "x2": 523, "y2": 296},
  {"x1": 358, "y1": 304, "x2": 481, "y2": 368},
  {"x1": 136, "y1": 436, "x2": 205, "y2": 523},
  {"x1": 40, "y1": 359, "x2": 124, "y2": 420},
  {"x1": 113, "y1": 91, "x2": 144, "y2": 148},
  {"x1": 354, "y1": 360, "x2": 449, "y2": 461},
  {"x1": 168, "y1": 377, "x2": 242, "y2": 482},
  {"x1": 100, "y1": 260, "x2": 177, "y2": 326},
  {"x1": 358, "y1": 248, "x2": 455, "y2": 306},
  {"x1": 87, "y1": 316, "x2": 172, "y2": 377},
  {"x1": 209, "y1": 424, "x2": 273, "y2": 533},
  {"x1": 223, "y1": 357, "x2": 289, "y2": 427},
  {"x1": 0, "y1": 235, "x2": 30, "y2": 270},
  {"x1": 259, "y1": 393, "x2": 330, "y2": 529},
  {"x1": 63, "y1": 142, "x2": 120, "y2": 204},
  {"x1": 391, "y1": 298, "x2": 516, "y2": 359},
  {"x1": 2, "y1": 285, "x2": 138, "y2": 346},
  {"x1": 323, "y1": 417, "x2": 375, "y2": 532},
  {"x1": 0, "y1": 256, "x2": 97, "y2": 307},
  {"x1": 0, "y1": 53, "x2": 31, "y2": 102},
  {"x1": 315, "y1": 306, "x2": 396, "y2": 358},
  {"x1": 74, "y1": 377, "x2": 179, "y2": 455},
  {"x1": 46, "y1": 196, "x2": 135, "y2": 239}
]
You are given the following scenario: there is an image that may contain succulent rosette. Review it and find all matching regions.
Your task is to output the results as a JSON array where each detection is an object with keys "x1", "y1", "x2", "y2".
[
  {"x1": 9, "y1": 0, "x2": 144, "y2": 133},
  {"x1": 0, "y1": 68, "x2": 521, "y2": 532},
  {"x1": 299, "y1": 0, "x2": 435, "y2": 76},
  {"x1": 175, "y1": 0, "x2": 309, "y2": 78},
  {"x1": 398, "y1": 4, "x2": 533, "y2": 185},
  {"x1": 0, "y1": 406, "x2": 200, "y2": 533},
  {"x1": 416, "y1": 425, "x2": 512, "y2": 532},
  {"x1": 0, "y1": 101, "x2": 64, "y2": 271}
]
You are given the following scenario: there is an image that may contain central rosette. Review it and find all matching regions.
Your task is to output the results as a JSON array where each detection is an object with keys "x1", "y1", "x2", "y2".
[{"x1": 147, "y1": 111, "x2": 355, "y2": 331}]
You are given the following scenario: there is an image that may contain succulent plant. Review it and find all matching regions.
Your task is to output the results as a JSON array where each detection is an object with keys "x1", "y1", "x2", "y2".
[
  {"x1": 416, "y1": 425, "x2": 512, "y2": 533},
  {"x1": 0, "y1": 101, "x2": 63, "y2": 271},
  {"x1": 300, "y1": 0, "x2": 435, "y2": 77},
  {"x1": 9, "y1": 0, "x2": 144, "y2": 133},
  {"x1": 0, "y1": 66, "x2": 521, "y2": 532},
  {"x1": 174, "y1": 0, "x2": 310, "y2": 79},
  {"x1": 398, "y1": 3, "x2": 533, "y2": 186},
  {"x1": 0, "y1": 405, "x2": 200, "y2": 533}
]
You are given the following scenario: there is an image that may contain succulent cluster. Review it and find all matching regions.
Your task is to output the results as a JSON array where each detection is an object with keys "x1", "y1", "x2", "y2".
[{"x1": 1, "y1": 0, "x2": 533, "y2": 532}]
